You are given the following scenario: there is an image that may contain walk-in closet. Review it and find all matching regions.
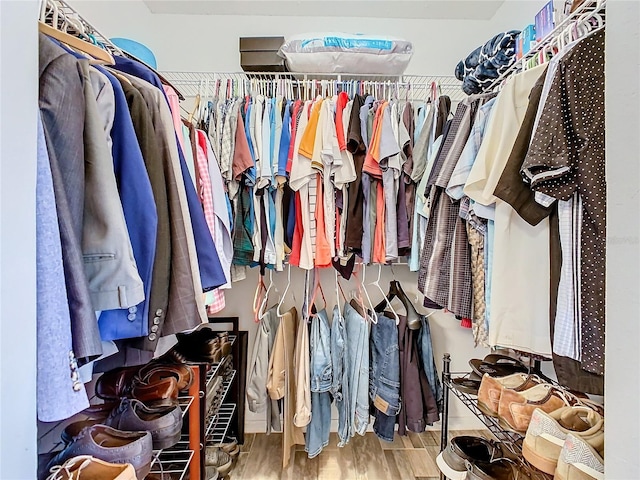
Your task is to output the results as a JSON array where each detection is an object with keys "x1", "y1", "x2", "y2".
[{"x1": 0, "y1": 1, "x2": 638, "y2": 479}]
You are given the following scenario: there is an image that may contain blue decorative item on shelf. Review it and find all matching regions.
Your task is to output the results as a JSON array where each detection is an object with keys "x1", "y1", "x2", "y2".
[{"x1": 110, "y1": 37, "x2": 157, "y2": 69}]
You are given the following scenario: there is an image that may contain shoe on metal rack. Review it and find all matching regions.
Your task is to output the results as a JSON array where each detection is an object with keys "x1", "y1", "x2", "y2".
[
  {"x1": 522, "y1": 406, "x2": 604, "y2": 475},
  {"x1": 45, "y1": 425, "x2": 153, "y2": 480},
  {"x1": 46, "y1": 455, "x2": 137, "y2": 480},
  {"x1": 466, "y1": 457, "x2": 548, "y2": 480},
  {"x1": 205, "y1": 465, "x2": 220, "y2": 480},
  {"x1": 205, "y1": 447, "x2": 233, "y2": 476},
  {"x1": 554, "y1": 433, "x2": 604, "y2": 480},
  {"x1": 219, "y1": 438, "x2": 240, "y2": 457},
  {"x1": 436, "y1": 436, "x2": 505, "y2": 480}
]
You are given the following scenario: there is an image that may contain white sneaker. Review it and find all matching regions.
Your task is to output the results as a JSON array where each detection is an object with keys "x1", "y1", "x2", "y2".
[
  {"x1": 554, "y1": 433, "x2": 604, "y2": 480},
  {"x1": 522, "y1": 406, "x2": 603, "y2": 475}
]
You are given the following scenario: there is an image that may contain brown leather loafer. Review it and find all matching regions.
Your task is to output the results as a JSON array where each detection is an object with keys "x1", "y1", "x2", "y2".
[
  {"x1": 138, "y1": 363, "x2": 194, "y2": 392},
  {"x1": 95, "y1": 367, "x2": 141, "y2": 401},
  {"x1": 96, "y1": 366, "x2": 180, "y2": 408},
  {"x1": 46, "y1": 425, "x2": 153, "y2": 480},
  {"x1": 130, "y1": 376, "x2": 179, "y2": 408},
  {"x1": 173, "y1": 328, "x2": 223, "y2": 363}
]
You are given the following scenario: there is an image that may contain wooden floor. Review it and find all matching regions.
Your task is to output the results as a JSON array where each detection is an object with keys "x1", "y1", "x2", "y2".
[{"x1": 227, "y1": 429, "x2": 489, "y2": 480}]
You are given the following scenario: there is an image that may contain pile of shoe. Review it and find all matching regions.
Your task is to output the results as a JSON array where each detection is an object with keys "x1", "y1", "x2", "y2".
[
  {"x1": 436, "y1": 435, "x2": 547, "y2": 480},
  {"x1": 522, "y1": 407, "x2": 604, "y2": 480},
  {"x1": 446, "y1": 352, "x2": 604, "y2": 479},
  {"x1": 170, "y1": 327, "x2": 232, "y2": 364},
  {"x1": 206, "y1": 374, "x2": 225, "y2": 420},
  {"x1": 42, "y1": 361, "x2": 194, "y2": 480},
  {"x1": 44, "y1": 455, "x2": 138, "y2": 480},
  {"x1": 205, "y1": 438, "x2": 241, "y2": 479}
]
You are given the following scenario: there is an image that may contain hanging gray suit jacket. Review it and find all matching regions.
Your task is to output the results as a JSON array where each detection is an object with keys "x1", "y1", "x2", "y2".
[
  {"x1": 39, "y1": 33, "x2": 102, "y2": 363},
  {"x1": 79, "y1": 61, "x2": 145, "y2": 312}
]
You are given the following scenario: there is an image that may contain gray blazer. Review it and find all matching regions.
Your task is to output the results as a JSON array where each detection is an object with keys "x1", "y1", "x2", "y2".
[
  {"x1": 79, "y1": 61, "x2": 145, "y2": 311},
  {"x1": 39, "y1": 34, "x2": 102, "y2": 363}
]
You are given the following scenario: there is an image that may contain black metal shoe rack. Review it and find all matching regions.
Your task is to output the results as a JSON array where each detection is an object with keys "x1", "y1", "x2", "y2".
[
  {"x1": 438, "y1": 353, "x2": 554, "y2": 480},
  {"x1": 149, "y1": 316, "x2": 248, "y2": 480}
]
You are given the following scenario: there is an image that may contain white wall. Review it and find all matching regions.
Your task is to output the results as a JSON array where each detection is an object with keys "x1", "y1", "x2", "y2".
[
  {"x1": 223, "y1": 265, "x2": 489, "y2": 432},
  {"x1": 71, "y1": 0, "x2": 502, "y2": 76},
  {"x1": 0, "y1": 1, "x2": 39, "y2": 478},
  {"x1": 604, "y1": 1, "x2": 640, "y2": 478}
]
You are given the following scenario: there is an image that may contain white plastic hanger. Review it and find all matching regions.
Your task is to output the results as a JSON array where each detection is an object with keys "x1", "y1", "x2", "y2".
[
  {"x1": 277, "y1": 264, "x2": 292, "y2": 317},
  {"x1": 360, "y1": 264, "x2": 378, "y2": 324},
  {"x1": 258, "y1": 269, "x2": 275, "y2": 320},
  {"x1": 370, "y1": 265, "x2": 399, "y2": 325},
  {"x1": 335, "y1": 269, "x2": 347, "y2": 321},
  {"x1": 252, "y1": 273, "x2": 267, "y2": 323},
  {"x1": 306, "y1": 268, "x2": 327, "y2": 319}
]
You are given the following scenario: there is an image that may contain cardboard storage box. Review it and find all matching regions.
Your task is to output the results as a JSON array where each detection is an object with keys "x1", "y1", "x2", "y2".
[{"x1": 239, "y1": 36, "x2": 287, "y2": 72}]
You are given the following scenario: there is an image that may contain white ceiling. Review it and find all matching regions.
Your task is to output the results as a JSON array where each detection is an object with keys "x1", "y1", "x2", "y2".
[{"x1": 143, "y1": 0, "x2": 505, "y2": 20}]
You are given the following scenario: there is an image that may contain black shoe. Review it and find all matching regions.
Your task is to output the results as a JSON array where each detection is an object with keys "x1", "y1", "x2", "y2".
[
  {"x1": 466, "y1": 458, "x2": 548, "y2": 480},
  {"x1": 436, "y1": 436, "x2": 504, "y2": 480}
]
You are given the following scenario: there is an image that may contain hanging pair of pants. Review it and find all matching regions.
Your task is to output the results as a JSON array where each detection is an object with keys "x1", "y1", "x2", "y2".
[
  {"x1": 370, "y1": 312, "x2": 401, "y2": 442},
  {"x1": 305, "y1": 309, "x2": 332, "y2": 458},
  {"x1": 344, "y1": 302, "x2": 370, "y2": 438},
  {"x1": 331, "y1": 305, "x2": 349, "y2": 447}
]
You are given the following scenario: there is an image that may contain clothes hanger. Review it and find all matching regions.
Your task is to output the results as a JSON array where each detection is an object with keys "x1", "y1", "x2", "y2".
[
  {"x1": 360, "y1": 264, "x2": 378, "y2": 323},
  {"x1": 334, "y1": 269, "x2": 347, "y2": 321},
  {"x1": 276, "y1": 264, "x2": 292, "y2": 317},
  {"x1": 258, "y1": 269, "x2": 276, "y2": 320},
  {"x1": 306, "y1": 268, "x2": 327, "y2": 318},
  {"x1": 252, "y1": 272, "x2": 268, "y2": 323},
  {"x1": 188, "y1": 80, "x2": 203, "y2": 124},
  {"x1": 348, "y1": 265, "x2": 367, "y2": 319},
  {"x1": 374, "y1": 278, "x2": 422, "y2": 330},
  {"x1": 370, "y1": 265, "x2": 399, "y2": 325},
  {"x1": 38, "y1": 21, "x2": 115, "y2": 65}
]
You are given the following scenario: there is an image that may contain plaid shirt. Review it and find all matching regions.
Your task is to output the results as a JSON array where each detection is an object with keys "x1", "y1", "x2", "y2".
[
  {"x1": 193, "y1": 129, "x2": 227, "y2": 314},
  {"x1": 418, "y1": 96, "x2": 488, "y2": 319}
]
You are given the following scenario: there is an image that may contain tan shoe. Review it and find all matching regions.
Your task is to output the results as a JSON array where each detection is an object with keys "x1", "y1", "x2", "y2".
[
  {"x1": 477, "y1": 373, "x2": 542, "y2": 417},
  {"x1": 497, "y1": 384, "x2": 568, "y2": 433},
  {"x1": 46, "y1": 455, "x2": 137, "y2": 480},
  {"x1": 522, "y1": 406, "x2": 604, "y2": 475},
  {"x1": 555, "y1": 434, "x2": 604, "y2": 480}
]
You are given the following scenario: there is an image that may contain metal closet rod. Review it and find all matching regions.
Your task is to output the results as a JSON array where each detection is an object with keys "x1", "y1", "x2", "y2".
[{"x1": 161, "y1": 71, "x2": 465, "y2": 100}]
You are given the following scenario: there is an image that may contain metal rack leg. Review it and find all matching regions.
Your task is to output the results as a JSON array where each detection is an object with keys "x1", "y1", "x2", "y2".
[
  {"x1": 188, "y1": 365, "x2": 202, "y2": 480},
  {"x1": 440, "y1": 353, "x2": 451, "y2": 480}
]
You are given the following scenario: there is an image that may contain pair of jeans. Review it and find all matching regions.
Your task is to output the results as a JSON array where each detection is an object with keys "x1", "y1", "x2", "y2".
[
  {"x1": 418, "y1": 316, "x2": 443, "y2": 411},
  {"x1": 331, "y1": 305, "x2": 349, "y2": 447},
  {"x1": 344, "y1": 302, "x2": 370, "y2": 438},
  {"x1": 305, "y1": 309, "x2": 332, "y2": 458},
  {"x1": 370, "y1": 312, "x2": 401, "y2": 442}
]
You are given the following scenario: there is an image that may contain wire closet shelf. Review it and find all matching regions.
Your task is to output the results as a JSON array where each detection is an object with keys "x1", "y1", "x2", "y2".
[
  {"x1": 160, "y1": 71, "x2": 467, "y2": 102},
  {"x1": 487, "y1": 0, "x2": 606, "y2": 91}
]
